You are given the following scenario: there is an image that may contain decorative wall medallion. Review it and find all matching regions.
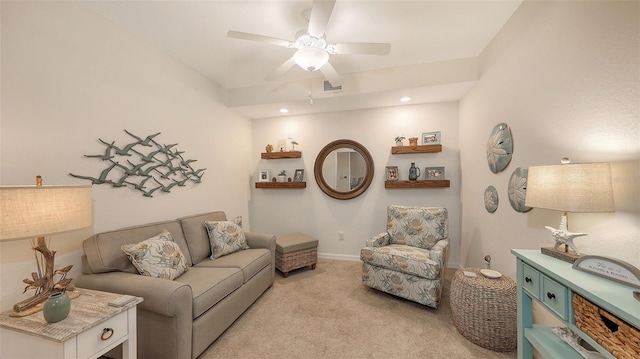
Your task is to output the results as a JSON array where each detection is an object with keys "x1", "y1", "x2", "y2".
[
  {"x1": 486, "y1": 123, "x2": 513, "y2": 173},
  {"x1": 484, "y1": 186, "x2": 498, "y2": 213},
  {"x1": 508, "y1": 167, "x2": 531, "y2": 213},
  {"x1": 70, "y1": 130, "x2": 206, "y2": 197}
]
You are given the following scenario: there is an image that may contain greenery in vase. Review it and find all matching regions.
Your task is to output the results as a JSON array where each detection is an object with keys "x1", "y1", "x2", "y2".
[
  {"x1": 395, "y1": 136, "x2": 405, "y2": 144},
  {"x1": 278, "y1": 170, "x2": 287, "y2": 176}
]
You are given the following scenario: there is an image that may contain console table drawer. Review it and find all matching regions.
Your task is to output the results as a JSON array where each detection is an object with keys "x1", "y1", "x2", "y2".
[
  {"x1": 541, "y1": 275, "x2": 568, "y2": 320},
  {"x1": 77, "y1": 310, "x2": 128, "y2": 358},
  {"x1": 522, "y1": 263, "x2": 540, "y2": 299}
]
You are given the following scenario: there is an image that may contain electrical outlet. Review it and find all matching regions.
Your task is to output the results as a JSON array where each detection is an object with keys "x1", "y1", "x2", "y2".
[{"x1": 338, "y1": 231, "x2": 345, "y2": 240}]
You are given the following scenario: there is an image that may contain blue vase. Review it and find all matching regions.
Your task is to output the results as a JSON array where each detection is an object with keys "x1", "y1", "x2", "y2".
[{"x1": 43, "y1": 292, "x2": 70, "y2": 323}]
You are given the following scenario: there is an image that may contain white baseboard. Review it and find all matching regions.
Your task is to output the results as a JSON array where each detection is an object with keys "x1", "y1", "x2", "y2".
[
  {"x1": 318, "y1": 253, "x2": 360, "y2": 261},
  {"x1": 318, "y1": 252, "x2": 460, "y2": 269}
]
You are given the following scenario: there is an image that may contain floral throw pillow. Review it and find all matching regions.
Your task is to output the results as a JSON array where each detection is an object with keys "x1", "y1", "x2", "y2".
[
  {"x1": 121, "y1": 230, "x2": 189, "y2": 280},
  {"x1": 205, "y1": 220, "x2": 250, "y2": 259}
]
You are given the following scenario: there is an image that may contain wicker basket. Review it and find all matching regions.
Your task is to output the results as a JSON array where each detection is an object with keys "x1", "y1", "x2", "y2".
[
  {"x1": 573, "y1": 294, "x2": 640, "y2": 359},
  {"x1": 276, "y1": 247, "x2": 317, "y2": 277},
  {"x1": 450, "y1": 269, "x2": 517, "y2": 352}
]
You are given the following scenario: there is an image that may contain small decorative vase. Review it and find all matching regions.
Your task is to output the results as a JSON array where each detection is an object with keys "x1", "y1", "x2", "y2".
[
  {"x1": 408, "y1": 162, "x2": 421, "y2": 181},
  {"x1": 409, "y1": 137, "x2": 419, "y2": 146},
  {"x1": 395, "y1": 141, "x2": 403, "y2": 147},
  {"x1": 43, "y1": 292, "x2": 71, "y2": 323}
]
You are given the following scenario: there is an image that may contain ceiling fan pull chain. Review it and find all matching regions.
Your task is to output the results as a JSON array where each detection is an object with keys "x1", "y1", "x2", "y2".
[{"x1": 308, "y1": 80, "x2": 313, "y2": 105}]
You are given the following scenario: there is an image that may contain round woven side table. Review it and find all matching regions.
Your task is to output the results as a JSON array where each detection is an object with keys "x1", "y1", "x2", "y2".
[{"x1": 450, "y1": 268, "x2": 517, "y2": 352}]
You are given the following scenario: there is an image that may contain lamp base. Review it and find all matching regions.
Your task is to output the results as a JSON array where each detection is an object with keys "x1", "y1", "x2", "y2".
[{"x1": 541, "y1": 246, "x2": 583, "y2": 264}]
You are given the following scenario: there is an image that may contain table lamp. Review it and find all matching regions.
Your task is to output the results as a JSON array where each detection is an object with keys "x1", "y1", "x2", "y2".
[
  {"x1": 525, "y1": 161, "x2": 614, "y2": 263},
  {"x1": 0, "y1": 177, "x2": 92, "y2": 315}
]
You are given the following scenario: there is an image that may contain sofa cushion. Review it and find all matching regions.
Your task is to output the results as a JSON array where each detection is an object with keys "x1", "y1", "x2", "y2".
[
  {"x1": 174, "y1": 266, "x2": 243, "y2": 319},
  {"x1": 83, "y1": 220, "x2": 192, "y2": 274},
  {"x1": 205, "y1": 221, "x2": 250, "y2": 259},
  {"x1": 121, "y1": 230, "x2": 189, "y2": 280},
  {"x1": 360, "y1": 244, "x2": 440, "y2": 280},
  {"x1": 178, "y1": 212, "x2": 227, "y2": 264},
  {"x1": 387, "y1": 205, "x2": 449, "y2": 250},
  {"x1": 195, "y1": 248, "x2": 271, "y2": 283}
]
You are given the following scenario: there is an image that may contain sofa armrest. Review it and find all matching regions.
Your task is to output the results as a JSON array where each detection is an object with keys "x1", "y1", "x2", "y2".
[
  {"x1": 245, "y1": 232, "x2": 275, "y2": 252},
  {"x1": 245, "y1": 231, "x2": 276, "y2": 281},
  {"x1": 428, "y1": 238, "x2": 449, "y2": 266},
  {"x1": 366, "y1": 232, "x2": 390, "y2": 247},
  {"x1": 75, "y1": 272, "x2": 193, "y2": 317}
]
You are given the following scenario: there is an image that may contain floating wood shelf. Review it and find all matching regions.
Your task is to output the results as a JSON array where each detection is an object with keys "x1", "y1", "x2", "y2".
[
  {"x1": 391, "y1": 145, "x2": 442, "y2": 154},
  {"x1": 255, "y1": 182, "x2": 306, "y2": 189},
  {"x1": 385, "y1": 180, "x2": 450, "y2": 189},
  {"x1": 261, "y1": 151, "x2": 302, "y2": 159}
]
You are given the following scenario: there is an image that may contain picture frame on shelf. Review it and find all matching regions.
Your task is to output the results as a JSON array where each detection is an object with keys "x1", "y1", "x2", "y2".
[
  {"x1": 422, "y1": 131, "x2": 441, "y2": 145},
  {"x1": 258, "y1": 169, "x2": 270, "y2": 182},
  {"x1": 385, "y1": 166, "x2": 399, "y2": 181},
  {"x1": 276, "y1": 139, "x2": 287, "y2": 152},
  {"x1": 425, "y1": 166, "x2": 445, "y2": 179},
  {"x1": 293, "y1": 169, "x2": 304, "y2": 182}
]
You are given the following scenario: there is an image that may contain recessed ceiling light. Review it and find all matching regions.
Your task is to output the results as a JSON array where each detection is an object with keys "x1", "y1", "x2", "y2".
[
  {"x1": 279, "y1": 108, "x2": 289, "y2": 113},
  {"x1": 400, "y1": 97, "x2": 411, "y2": 102}
]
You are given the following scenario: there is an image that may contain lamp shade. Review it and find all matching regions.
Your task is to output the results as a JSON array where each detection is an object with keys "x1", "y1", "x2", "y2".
[
  {"x1": 293, "y1": 47, "x2": 329, "y2": 72},
  {"x1": 525, "y1": 163, "x2": 614, "y2": 213},
  {"x1": 0, "y1": 185, "x2": 92, "y2": 241}
]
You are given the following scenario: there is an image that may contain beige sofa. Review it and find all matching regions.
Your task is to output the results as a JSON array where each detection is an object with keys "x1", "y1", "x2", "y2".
[{"x1": 76, "y1": 211, "x2": 275, "y2": 359}]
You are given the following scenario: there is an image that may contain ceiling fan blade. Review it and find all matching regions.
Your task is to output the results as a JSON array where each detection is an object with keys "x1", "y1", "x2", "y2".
[
  {"x1": 332, "y1": 42, "x2": 391, "y2": 56},
  {"x1": 265, "y1": 57, "x2": 297, "y2": 81},
  {"x1": 319, "y1": 62, "x2": 343, "y2": 87},
  {"x1": 308, "y1": 0, "x2": 335, "y2": 37},
  {"x1": 227, "y1": 30, "x2": 291, "y2": 47}
]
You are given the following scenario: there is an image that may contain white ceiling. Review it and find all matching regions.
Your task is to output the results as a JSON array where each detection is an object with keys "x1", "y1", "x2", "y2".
[{"x1": 82, "y1": 0, "x2": 522, "y2": 119}]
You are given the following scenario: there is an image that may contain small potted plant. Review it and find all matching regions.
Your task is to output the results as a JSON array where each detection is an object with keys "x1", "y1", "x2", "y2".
[
  {"x1": 394, "y1": 136, "x2": 405, "y2": 146},
  {"x1": 277, "y1": 170, "x2": 287, "y2": 182}
]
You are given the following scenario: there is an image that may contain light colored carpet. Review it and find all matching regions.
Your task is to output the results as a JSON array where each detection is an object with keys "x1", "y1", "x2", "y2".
[{"x1": 200, "y1": 259, "x2": 517, "y2": 359}]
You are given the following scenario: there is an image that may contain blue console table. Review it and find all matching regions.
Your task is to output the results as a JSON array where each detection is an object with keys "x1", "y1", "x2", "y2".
[{"x1": 512, "y1": 249, "x2": 640, "y2": 359}]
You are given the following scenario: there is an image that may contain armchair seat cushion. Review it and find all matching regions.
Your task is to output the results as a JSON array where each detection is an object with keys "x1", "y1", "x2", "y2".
[{"x1": 361, "y1": 244, "x2": 440, "y2": 280}]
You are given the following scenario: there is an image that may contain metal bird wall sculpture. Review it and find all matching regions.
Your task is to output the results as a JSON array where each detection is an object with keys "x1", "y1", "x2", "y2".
[{"x1": 70, "y1": 130, "x2": 205, "y2": 197}]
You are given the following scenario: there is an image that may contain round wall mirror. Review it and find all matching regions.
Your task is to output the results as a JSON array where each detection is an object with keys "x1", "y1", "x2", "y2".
[{"x1": 314, "y1": 139, "x2": 374, "y2": 200}]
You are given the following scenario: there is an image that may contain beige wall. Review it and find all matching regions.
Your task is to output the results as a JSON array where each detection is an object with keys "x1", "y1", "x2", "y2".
[
  {"x1": 0, "y1": 1, "x2": 252, "y2": 311},
  {"x1": 249, "y1": 103, "x2": 462, "y2": 264},
  {"x1": 459, "y1": 0, "x2": 640, "y2": 278}
]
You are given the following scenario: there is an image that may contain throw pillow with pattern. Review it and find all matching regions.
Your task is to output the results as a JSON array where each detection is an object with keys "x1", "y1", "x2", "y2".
[
  {"x1": 205, "y1": 220, "x2": 250, "y2": 259},
  {"x1": 121, "y1": 230, "x2": 189, "y2": 280}
]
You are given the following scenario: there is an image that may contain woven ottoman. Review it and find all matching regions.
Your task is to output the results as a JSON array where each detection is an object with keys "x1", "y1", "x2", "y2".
[
  {"x1": 450, "y1": 268, "x2": 517, "y2": 352},
  {"x1": 275, "y1": 233, "x2": 318, "y2": 277}
]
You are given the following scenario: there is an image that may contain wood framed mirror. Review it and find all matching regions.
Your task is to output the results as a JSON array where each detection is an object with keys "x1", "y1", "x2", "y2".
[{"x1": 314, "y1": 139, "x2": 374, "y2": 200}]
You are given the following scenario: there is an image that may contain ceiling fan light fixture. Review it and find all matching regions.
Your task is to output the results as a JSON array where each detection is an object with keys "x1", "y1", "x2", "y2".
[{"x1": 293, "y1": 47, "x2": 329, "y2": 72}]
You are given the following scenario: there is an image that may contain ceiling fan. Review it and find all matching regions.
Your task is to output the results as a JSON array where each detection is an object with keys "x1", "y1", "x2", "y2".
[{"x1": 227, "y1": 0, "x2": 391, "y2": 87}]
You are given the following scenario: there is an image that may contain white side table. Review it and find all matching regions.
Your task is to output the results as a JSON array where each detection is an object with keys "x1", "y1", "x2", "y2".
[{"x1": 0, "y1": 289, "x2": 142, "y2": 359}]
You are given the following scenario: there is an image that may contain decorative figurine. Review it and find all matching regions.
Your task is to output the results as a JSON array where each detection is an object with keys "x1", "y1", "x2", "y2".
[
  {"x1": 288, "y1": 137, "x2": 299, "y2": 151},
  {"x1": 546, "y1": 216, "x2": 587, "y2": 255},
  {"x1": 265, "y1": 144, "x2": 273, "y2": 153}
]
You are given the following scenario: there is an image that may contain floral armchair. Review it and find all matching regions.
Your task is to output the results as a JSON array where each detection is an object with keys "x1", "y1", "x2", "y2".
[{"x1": 360, "y1": 205, "x2": 449, "y2": 308}]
